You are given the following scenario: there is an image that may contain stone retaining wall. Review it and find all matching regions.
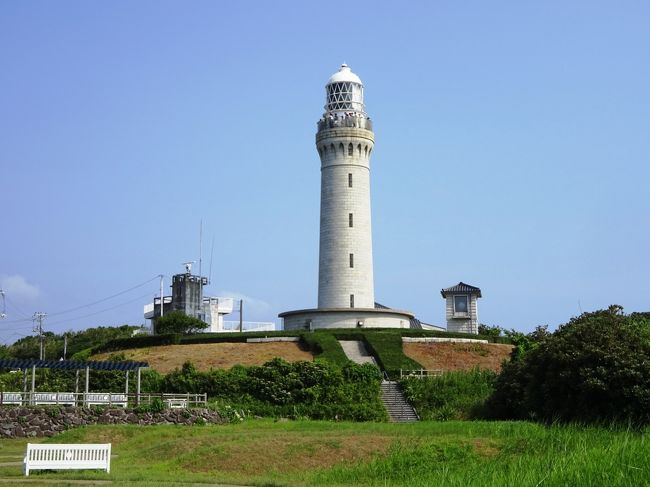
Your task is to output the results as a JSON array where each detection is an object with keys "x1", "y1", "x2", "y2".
[{"x1": 0, "y1": 406, "x2": 224, "y2": 438}]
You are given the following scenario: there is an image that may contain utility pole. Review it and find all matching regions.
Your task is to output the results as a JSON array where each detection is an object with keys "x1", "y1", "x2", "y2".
[
  {"x1": 32, "y1": 312, "x2": 47, "y2": 360},
  {"x1": 63, "y1": 333, "x2": 68, "y2": 360},
  {"x1": 0, "y1": 289, "x2": 6, "y2": 319},
  {"x1": 239, "y1": 299, "x2": 243, "y2": 333},
  {"x1": 159, "y1": 274, "x2": 164, "y2": 318}
]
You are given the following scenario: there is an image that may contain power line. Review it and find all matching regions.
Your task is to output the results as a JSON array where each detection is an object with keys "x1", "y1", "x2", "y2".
[
  {"x1": 47, "y1": 275, "x2": 160, "y2": 317},
  {"x1": 46, "y1": 289, "x2": 157, "y2": 327},
  {"x1": 0, "y1": 275, "x2": 161, "y2": 325}
]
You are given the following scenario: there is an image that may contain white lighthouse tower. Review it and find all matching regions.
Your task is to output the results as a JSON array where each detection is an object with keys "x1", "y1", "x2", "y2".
[
  {"x1": 280, "y1": 64, "x2": 414, "y2": 329},
  {"x1": 317, "y1": 64, "x2": 375, "y2": 309}
]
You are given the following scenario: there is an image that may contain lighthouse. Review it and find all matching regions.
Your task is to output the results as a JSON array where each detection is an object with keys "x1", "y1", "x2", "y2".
[
  {"x1": 280, "y1": 64, "x2": 414, "y2": 329},
  {"x1": 317, "y1": 64, "x2": 375, "y2": 309}
]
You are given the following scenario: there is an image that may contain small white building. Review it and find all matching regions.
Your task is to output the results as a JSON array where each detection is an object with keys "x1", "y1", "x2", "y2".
[{"x1": 441, "y1": 282, "x2": 482, "y2": 335}]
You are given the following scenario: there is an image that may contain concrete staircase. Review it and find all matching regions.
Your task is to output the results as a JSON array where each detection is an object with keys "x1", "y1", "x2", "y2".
[
  {"x1": 338, "y1": 339, "x2": 419, "y2": 422},
  {"x1": 338, "y1": 340, "x2": 378, "y2": 366},
  {"x1": 381, "y1": 381, "x2": 419, "y2": 422}
]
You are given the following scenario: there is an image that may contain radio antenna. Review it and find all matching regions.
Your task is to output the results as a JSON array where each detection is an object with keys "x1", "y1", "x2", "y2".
[{"x1": 208, "y1": 236, "x2": 215, "y2": 284}]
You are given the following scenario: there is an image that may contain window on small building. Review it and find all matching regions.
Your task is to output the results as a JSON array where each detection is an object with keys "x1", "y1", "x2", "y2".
[
  {"x1": 348, "y1": 173, "x2": 353, "y2": 187},
  {"x1": 453, "y1": 295, "x2": 469, "y2": 314},
  {"x1": 349, "y1": 213, "x2": 353, "y2": 227},
  {"x1": 350, "y1": 294, "x2": 354, "y2": 308},
  {"x1": 349, "y1": 253, "x2": 354, "y2": 268},
  {"x1": 348, "y1": 143, "x2": 353, "y2": 156}
]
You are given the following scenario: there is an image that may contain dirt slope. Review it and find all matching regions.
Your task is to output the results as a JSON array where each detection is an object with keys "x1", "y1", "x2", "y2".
[
  {"x1": 404, "y1": 342, "x2": 514, "y2": 373},
  {"x1": 93, "y1": 342, "x2": 314, "y2": 373}
]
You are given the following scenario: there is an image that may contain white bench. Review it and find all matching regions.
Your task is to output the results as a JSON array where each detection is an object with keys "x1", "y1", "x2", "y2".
[
  {"x1": 24, "y1": 443, "x2": 111, "y2": 476},
  {"x1": 33, "y1": 392, "x2": 76, "y2": 406},
  {"x1": 84, "y1": 393, "x2": 128, "y2": 407}
]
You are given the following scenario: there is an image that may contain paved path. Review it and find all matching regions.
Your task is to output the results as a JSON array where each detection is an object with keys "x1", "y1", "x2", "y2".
[{"x1": 338, "y1": 340, "x2": 378, "y2": 366}]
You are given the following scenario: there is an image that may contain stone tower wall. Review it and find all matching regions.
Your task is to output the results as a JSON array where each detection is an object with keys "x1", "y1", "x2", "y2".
[{"x1": 316, "y1": 127, "x2": 375, "y2": 309}]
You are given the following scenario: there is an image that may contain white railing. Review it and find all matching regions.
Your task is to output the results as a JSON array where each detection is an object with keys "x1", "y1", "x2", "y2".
[
  {"x1": 84, "y1": 393, "x2": 128, "y2": 407},
  {"x1": 1, "y1": 391, "x2": 208, "y2": 408},
  {"x1": 399, "y1": 369, "x2": 444, "y2": 379},
  {"x1": 222, "y1": 321, "x2": 276, "y2": 331}
]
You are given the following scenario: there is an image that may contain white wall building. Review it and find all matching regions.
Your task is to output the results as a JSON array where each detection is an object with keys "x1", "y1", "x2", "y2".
[{"x1": 441, "y1": 282, "x2": 482, "y2": 334}]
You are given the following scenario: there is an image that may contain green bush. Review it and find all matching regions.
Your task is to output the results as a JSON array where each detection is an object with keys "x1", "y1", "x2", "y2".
[
  {"x1": 309, "y1": 329, "x2": 431, "y2": 378},
  {"x1": 93, "y1": 333, "x2": 180, "y2": 354},
  {"x1": 161, "y1": 358, "x2": 386, "y2": 421},
  {"x1": 486, "y1": 306, "x2": 650, "y2": 425},
  {"x1": 300, "y1": 332, "x2": 349, "y2": 365},
  {"x1": 155, "y1": 311, "x2": 209, "y2": 335},
  {"x1": 401, "y1": 369, "x2": 497, "y2": 420}
]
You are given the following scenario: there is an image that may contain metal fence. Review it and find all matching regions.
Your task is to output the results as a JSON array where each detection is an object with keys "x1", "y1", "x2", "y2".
[
  {"x1": 399, "y1": 369, "x2": 444, "y2": 379},
  {"x1": 0, "y1": 391, "x2": 207, "y2": 408}
]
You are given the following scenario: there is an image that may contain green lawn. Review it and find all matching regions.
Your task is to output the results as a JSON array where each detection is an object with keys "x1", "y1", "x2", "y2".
[{"x1": 0, "y1": 420, "x2": 648, "y2": 486}]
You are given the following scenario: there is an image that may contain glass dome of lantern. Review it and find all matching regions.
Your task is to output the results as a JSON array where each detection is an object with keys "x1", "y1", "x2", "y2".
[{"x1": 324, "y1": 64, "x2": 365, "y2": 115}]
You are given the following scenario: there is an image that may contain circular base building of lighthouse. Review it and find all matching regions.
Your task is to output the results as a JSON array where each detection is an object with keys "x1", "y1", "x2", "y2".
[{"x1": 279, "y1": 308, "x2": 415, "y2": 331}]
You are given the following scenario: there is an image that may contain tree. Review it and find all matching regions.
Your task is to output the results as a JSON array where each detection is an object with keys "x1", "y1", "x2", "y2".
[
  {"x1": 478, "y1": 323, "x2": 503, "y2": 338},
  {"x1": 155, "y1": 311, "x2": 209, "y2": 335},
  {"x1": 486, "y1": 306, "x2": 650, "y2": 425}
]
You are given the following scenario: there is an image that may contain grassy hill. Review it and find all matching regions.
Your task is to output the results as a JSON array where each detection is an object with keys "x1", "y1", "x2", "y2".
[
  {"x1": 93, "y1": 341, "x2": 314, "y2": 373},
  {"x1": 89, "y1": 328, "x2": 512, "y2": 376},
  {"x1": 0, "y1": 420, "x2": 647, "y2": 486}
]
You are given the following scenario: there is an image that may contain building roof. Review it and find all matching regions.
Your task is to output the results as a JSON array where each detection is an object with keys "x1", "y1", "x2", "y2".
[
  {"x1": 327, "y1": 64, "x2": 363, "y2": 85},
  {"x1": 0, "y1": 359, "x2": 148, "y2": 371},
  {"x1": 440, "y1": 282, "x2": 482, "y2": 298}
]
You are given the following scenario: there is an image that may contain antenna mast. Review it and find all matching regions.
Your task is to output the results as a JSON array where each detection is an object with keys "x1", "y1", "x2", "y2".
[
  {"x1": 208, "y1": 236, "x2": 215, "y2": 284},
  {"x1": 199, "y1": 220, "x2": 203, "y2": 315}
]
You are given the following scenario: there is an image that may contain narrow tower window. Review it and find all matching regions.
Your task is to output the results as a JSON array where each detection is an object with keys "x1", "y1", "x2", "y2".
[
  {"x1": 348, "y1": 143, "x2": 353, "y2": 156},
  {"x1": 349, "y1": 253, "x2": 354, "y2": 268},
  {"x1": 350, "y1": 294, "x2": 355, "y2": 308},
  {"x1": 357, "y1": 144, "x2": 361, "y2": 156},
  {"x1": 349, "y1": 213, "x2": 353, "y2": 227},
  {"x1": 348, "y1": 173, "x2": 353, "y2": 187},
  {"x1": 339, "y1": 143, "x2": 344, "y2": 154}
]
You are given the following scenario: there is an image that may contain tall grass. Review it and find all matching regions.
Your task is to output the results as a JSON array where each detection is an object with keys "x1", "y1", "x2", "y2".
[
  {"x1": 401, "y1": 369, "x2": 497, "y2": 420},
  {"x1": 1, "y1": 421, "x2": 646, "y2": 486}
]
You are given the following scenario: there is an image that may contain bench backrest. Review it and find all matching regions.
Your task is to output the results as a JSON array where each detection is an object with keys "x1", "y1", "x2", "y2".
[{"x1": 25, "y1": 443, "x2": 111, "y2": 475}]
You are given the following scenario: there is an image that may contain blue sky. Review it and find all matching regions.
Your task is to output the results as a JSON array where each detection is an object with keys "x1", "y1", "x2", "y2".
[{"x1": 1, "y1": 1, "x2": 649, "y2": 343}]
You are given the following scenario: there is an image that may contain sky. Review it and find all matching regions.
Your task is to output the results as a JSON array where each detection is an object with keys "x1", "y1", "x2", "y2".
[{"x1": 1, "y1": 1, "x2": 649, "y2": 344}]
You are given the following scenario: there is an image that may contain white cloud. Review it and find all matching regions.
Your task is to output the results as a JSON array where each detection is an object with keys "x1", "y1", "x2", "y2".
[{"x1": 0, "y1": 274, "x2": 40, "y2": 301}]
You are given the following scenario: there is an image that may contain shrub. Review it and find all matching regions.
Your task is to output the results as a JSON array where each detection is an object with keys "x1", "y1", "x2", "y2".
[
  {"x1": 401, "y1": 369, "x2": 497, "y2": 420},
  {"x1": 360, "y1": 331, "x2": 422, "y2": 378},
  {"x1": 300, "y1": 332, "x2": 349, "y2": 365},
  {"x1": 486, "y1": 306, "x2": 650, "y2": 425},
  {"x1": 160, "y1": 358, "x2": 386, "y2": 421},
  {"x1": 93, "y1": 334, "x2": 180, "y2": 354},
  {"x1": 155, "y1": 311, "x2": 209, "y2": 335}
]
